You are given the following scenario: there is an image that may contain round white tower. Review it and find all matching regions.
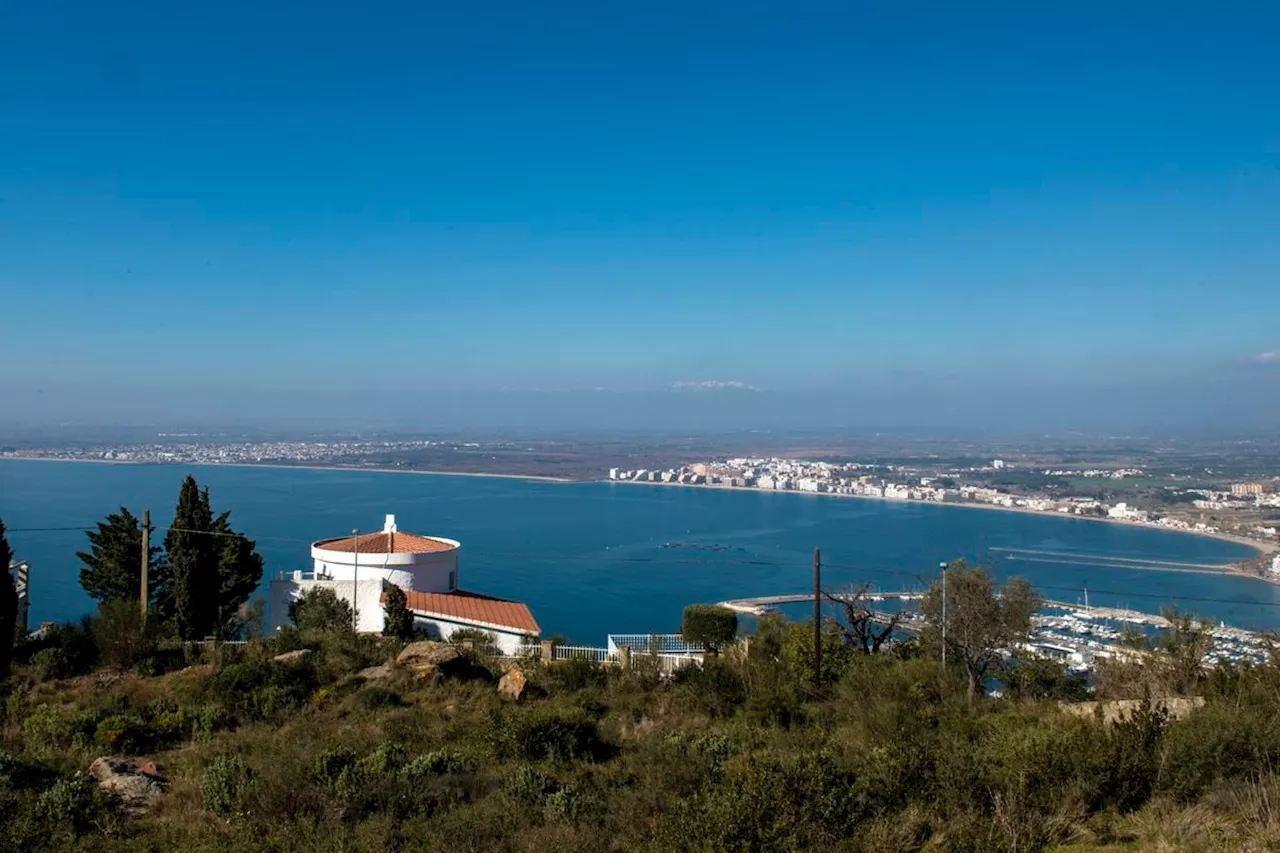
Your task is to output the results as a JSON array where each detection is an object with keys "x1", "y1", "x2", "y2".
[{"x1": 310, "y1": 514, "x2": 459, "y2": 592}]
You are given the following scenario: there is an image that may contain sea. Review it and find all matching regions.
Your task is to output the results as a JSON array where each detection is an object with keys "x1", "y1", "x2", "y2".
[{"x1": 2, "y1": 459, "x2": 1277, "y2": 643}]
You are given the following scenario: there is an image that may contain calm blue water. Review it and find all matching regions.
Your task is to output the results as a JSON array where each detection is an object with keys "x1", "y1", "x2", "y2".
[{"x1": 2, "y1": 459, "x2": 1275, "y2": 642}]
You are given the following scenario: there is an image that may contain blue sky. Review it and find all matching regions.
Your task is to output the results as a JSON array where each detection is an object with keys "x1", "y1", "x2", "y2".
[{"x1": 2, "y1": 1, "x2": 1278, "y2": 430}]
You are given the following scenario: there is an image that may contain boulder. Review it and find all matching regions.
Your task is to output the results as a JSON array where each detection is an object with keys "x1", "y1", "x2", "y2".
[
  {"x1": 396, "y1": 641, "x2": 492, "y2": 683},
  {"x1": 272, "y1": 649, "x2": 315, "y2": 665},
  {"x1": 357, "y1": 664, "x2": 393, "y2": 681},
  {"x1": 89, "y1": 756, "x2": 165, "y2": 815},
  {"x1": 497, "y1": 667, "x2": 529, "y2": 701}
]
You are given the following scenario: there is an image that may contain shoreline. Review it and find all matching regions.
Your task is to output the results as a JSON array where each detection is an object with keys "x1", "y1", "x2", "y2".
[
  {"x1": 611, "y1": 478, "x2": 1280, "y2": 584},
  {"x1": 5, "y1": 455, "x2": 1275, "y2": 584},
  {"x1": 0, "y1": 456, "x2": 574, "y2": 483}
]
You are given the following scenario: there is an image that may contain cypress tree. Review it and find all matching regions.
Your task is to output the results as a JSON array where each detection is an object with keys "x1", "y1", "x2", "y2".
[
  {"x1": 166, "y1": 476, "x2": 219, "y2": 640},
  {"x1": 77, "y1": 507, "x2": 164, "y2": 607},
  {"x1": 214, "y1": 511, "x2": 264, "y2": 631},
  {"x1": 1, "y1": 518, "x2": 16, "y2": 678},
  {"x1": 382, "y1": 584, "x2": 414, "y2": 639},
  {"x1": 162, "y1": 476, "x2": 265, "y2": 640}
]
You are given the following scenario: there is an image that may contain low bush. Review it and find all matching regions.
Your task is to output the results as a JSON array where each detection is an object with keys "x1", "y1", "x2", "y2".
[
  {"x1": 674, "y1": 659, "x2": 747, "y2": 717},
  {"x1": 357, "y1": 741, "x2": 408, "y2": 777},
  {"x1": 203, "y1": 755, "x2": 256, "y2": 818},
  {"x1": 38, "y1": 773, "x2": 117, "y2": 838},
  {"x1": 491, "y1": 708, "x2": 613, "y2": 762},
  {"x1": 202, "y1": 660, "x2": 317, "y2": 722},
  {"x1": 315, "y1": 745, "x2": 359, "y2": 789},
  {"x1": 402, "y1": 749, "x2": 468, "y2": 780},
  {"x1": 92, "y1": 600, "x2": 160, "y2": 672},
  {"x1": 546, "y1": 657, "x2": 610, "y2": 693}
]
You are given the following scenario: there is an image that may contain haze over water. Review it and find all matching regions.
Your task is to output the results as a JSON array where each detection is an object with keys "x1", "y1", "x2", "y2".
[{"x1": 1, "y1": 459, "x2": 1274, "y2": 642}]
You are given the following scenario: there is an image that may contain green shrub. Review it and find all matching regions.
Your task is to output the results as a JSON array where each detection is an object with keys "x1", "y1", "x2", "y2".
[
  {"x1": 192, "y1": 702, "x2": 235, "y2": 737},
  {"x1": 544, "y1": 786, "x2": 588, "y2": 822},
  {"x1": 402, "y1": 749, "x2": 467, "y2": 780},
  {"x1": 31, "y1": 648, "x2": 74, "y2": 681},
  {"x1": 288, "y1": 588, "x2": 353, "y2": 633},
  {"x1": 547, "y1": 657, "x2": 609, "y2": 693},
  {"x1": 689, "y1": 734, "x2": 736, "y2": 783},
  {"x1": 740, "y1": 686, "x2": 803, "y2": 729},
  {"x1": 449, "y1": 627, "x2": 502, "y2": 657},
  {"x1": 674, "y1": 659, "x2": 747, "y2": 717},
  {"x1": 681, "y1": 605, "x2": 738, "y2": 653},
  {"x1": 22, "y1": 705, "x2": 99, "y2": 751},
  {"x1": 21, "y1": 619, "x2": 99, "y2": 675},
  {"x1": 38, "y1": 773, "x2": 113, "y2": 837},
  {"x1": 357, "y1": 741, "x2": 407, "y2": 777},
  {"x1": 203, "y1": 661, "x2": 316, "y2": 722},
  {"x1": 202, "y1": 755, "x2": 256, "y2": 818},
  {"x1": 94, "y1": 714, "x2": 149, "y2": 754},
  {"x1": 491, "y1": 709, "x2": 612, "y2": 762},
  {"x1": 92, "y1": 600, "x2": 159, "y2": 671},
  {"x1": 508, "y1": 764, "x2": 557, "y2": 805},
  {"x1": 0, "y1": 750, "x2": 51, "y2": 790},
  {"x1": 315, "y1": 746, "x2": 359, "y2": 788}
]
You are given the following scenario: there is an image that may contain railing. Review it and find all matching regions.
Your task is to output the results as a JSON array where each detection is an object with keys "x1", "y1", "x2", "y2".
[
  {"x1": 552, "y1": 645, "x2": 615, "y2": 664},
  {"x1": 606, "y1": 634, "x2": 702, "y2": 655}
]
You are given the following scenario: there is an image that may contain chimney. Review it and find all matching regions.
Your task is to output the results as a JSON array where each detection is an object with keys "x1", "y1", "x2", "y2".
[{"x1": 384, "y1": 513, "x2": 396, "y2": 552}]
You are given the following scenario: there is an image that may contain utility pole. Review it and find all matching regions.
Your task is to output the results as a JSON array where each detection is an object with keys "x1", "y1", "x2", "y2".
[
  {"x1": 352, "y1": 529, "x2": 360, "y2": 631},
  {"x1": 813, "y1": 547, "x2": 822, "y2": 690},
  {"x1": 140, "y1": 510, "x2": 150, "y2": 624},
  {"x1": 939, "y1": 561, "x2": 948, "y2": 670}
]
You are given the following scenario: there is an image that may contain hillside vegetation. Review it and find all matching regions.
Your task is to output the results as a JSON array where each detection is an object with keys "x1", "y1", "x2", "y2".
[{"x1": 3, "y1": 607, "x2": 1280, "y2": 853}]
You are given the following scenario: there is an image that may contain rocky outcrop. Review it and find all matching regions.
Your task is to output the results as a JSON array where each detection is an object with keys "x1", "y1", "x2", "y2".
[
  {"x1": 1059, "y1": 696, "x2": 1205, "y2": 725},
  {"x1": 356, "y1": 664, "x2": 393, "y2": 681},
  {"x1": 89, "y1": 756, "x2": 165, "y2": 815},
  {"x1": 396, "y1": 642, "x2": 491, "y2": 683},
  {"x1": 272, "y1": 649, "x2": 315, "y2": 665}
]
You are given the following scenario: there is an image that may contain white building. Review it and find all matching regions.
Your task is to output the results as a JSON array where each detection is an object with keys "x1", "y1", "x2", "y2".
[
  {"x1": 608, "y1": 468, "x2": 619, "y2": 480},
  {"x1": 993, "y1": 459, "x2": 1006, "y2": 470},
  {"x1": 268, "y1": 514, "x2": 540, "y2": 654},
  {"x1": 1271, "y1": 555, "x2": 1280, "y2": 575}
]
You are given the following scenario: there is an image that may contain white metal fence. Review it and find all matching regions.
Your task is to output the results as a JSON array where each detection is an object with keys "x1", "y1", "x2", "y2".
[
  {"x1": 552, "y1": 645, "x2": 615, "y2": 664},
  {"x1": 606, "y1": 633, "x2": 702, "y2": 655}
]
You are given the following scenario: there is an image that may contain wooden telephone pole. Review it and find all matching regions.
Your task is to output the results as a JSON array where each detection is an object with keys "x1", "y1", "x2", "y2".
[
  {"x1": 140, "y1": 509, "x2": 150, "y2": 624},
  {"x1": 813, "y1": 547, "x2": 822, "y2": 690}
]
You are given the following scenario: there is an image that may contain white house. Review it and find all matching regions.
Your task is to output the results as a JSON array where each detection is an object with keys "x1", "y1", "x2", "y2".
[{"x1": 267, "y1": 514, "x2": 540, "y2": 654}]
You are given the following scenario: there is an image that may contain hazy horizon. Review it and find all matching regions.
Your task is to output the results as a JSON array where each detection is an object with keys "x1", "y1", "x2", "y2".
[{"x1": 3, "y1": 2, "x2": 1278, "y2": 432}]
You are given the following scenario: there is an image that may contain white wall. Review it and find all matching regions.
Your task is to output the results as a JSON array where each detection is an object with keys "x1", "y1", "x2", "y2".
[
  {"x1": 412, "y1": 614, "x2": 531, "y2": 655},
  {"x1": 267, "y1": 578, "x2": 387, "y2": 635}
]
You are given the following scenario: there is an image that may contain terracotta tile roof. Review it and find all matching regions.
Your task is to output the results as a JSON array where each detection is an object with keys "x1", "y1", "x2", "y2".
[
  {"x1": 399, "y1": 589, "x2": 540, "y2": 636},
  {"x1": 315, "y1": 531, "x2": 456, "y2": 555}
]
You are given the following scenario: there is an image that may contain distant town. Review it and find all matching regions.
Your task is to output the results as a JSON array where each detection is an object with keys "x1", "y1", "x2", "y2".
[{"x1": 5, "y1": 431, "x2": 1280, "y2": 575}]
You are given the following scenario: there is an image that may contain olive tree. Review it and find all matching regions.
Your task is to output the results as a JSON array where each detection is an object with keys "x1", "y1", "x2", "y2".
[{"x1": 920, "y1": 560, "x2": 1041, "y2": 709}]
